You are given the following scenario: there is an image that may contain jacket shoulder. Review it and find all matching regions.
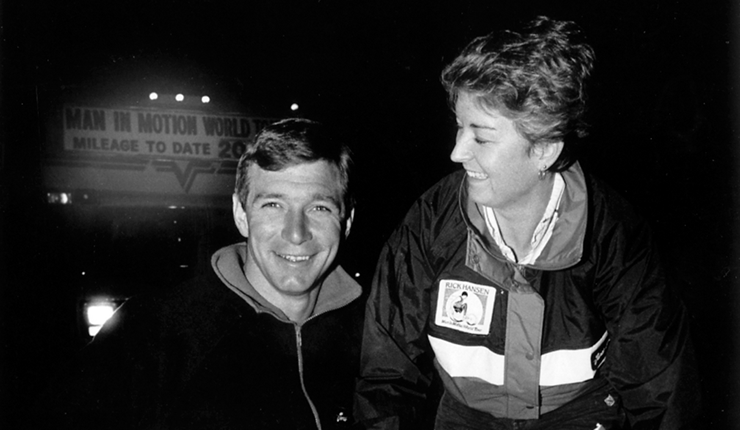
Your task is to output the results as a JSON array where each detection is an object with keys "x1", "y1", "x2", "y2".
[
  {"x1": 583, "y1": 172, "x2": 651, "y2": 235},
  {"x1": 416, "y1": 170, "x2": 465, "y2": 208},
  {"x1": 399, "y1": 171, "x2": 464, "y2": 230}
]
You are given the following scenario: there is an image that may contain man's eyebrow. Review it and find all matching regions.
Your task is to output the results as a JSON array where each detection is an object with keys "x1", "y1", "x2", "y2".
[
  {"x1": 252, "y1": 192, "x2": 342, "y2": 207},
  {"x1": 311, "y1": 193, "x2": 342, "y2": 207},
  {"x1": 252, "y1": 192, "x2": 284, "y2": 200}
]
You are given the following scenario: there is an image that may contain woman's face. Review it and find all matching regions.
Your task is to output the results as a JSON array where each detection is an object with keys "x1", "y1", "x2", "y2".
[{"x1": 450, "y1": 92, "x2": 543, "y2": 211}]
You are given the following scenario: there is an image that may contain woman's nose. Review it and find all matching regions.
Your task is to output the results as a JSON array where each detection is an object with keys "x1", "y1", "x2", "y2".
[{"x1": 450, "y1": 131, "x2": 472, "y2": 163}]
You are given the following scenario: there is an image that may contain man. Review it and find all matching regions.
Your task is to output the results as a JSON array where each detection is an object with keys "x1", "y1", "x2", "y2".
[{"x1": 38, "y1": 118, "x2": 363, "y2": 429}]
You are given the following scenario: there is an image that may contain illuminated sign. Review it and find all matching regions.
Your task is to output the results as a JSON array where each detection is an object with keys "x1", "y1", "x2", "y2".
[
  {"x1": 43, "y1": 105, "x2": 280, "y2": 199},
  {"x1": 63, "y1": 105, "x2": 276, "y2": 161}
]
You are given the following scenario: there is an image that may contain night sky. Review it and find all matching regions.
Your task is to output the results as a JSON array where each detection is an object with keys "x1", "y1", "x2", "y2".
[{"x1": 2, "y1": 0, "x2": 738, "y2": 428}]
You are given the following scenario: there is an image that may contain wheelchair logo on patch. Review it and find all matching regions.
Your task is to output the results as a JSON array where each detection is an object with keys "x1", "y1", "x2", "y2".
[{"x1": 435, "y1": 280, "x2": 496, "y2": 335}]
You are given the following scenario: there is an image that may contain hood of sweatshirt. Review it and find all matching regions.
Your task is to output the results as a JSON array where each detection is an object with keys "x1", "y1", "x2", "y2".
[{"x1": 211, "y1": 242, "x2": 362, "y2": 324}]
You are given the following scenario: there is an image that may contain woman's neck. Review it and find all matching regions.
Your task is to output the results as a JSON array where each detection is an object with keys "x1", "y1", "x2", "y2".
[{"x1": 493, "y1": 176, "x2": 554, "y2": 259}]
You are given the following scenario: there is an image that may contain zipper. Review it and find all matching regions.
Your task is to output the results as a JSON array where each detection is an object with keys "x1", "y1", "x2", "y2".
[{"x1": 295, "y1": 325, "x2": 322, "y2": 430}]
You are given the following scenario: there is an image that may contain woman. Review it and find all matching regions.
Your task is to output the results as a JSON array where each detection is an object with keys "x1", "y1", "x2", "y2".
[{"x1": 355, "y1": 16, "x2": 696, "y2": 430}]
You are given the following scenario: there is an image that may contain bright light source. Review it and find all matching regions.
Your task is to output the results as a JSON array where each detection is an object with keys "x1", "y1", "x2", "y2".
[
  {"x1": 355, "y1": 272, "x2": 361, "y2": 278},
  {"x1": 84, "y1": 299, "x2": 125, "y2": 337},
  {"x1": 201, "y1": 95, "x2": 210, "y2": 104},
  {"x1": 47, "y1": 192, "x2": 72, "y2": 205},
  {"x1": 149, "y1": 92, "x2": 159, "y2": 100},
  {"x1": 290, "y1": 103, "x2": 299, "y2": 111},
  {"x1": 175, "y1": 94, "x2": 185, "y2": 102},
  {"x1": 86, "y1": 303, "x2": 116, "y2": 326}
]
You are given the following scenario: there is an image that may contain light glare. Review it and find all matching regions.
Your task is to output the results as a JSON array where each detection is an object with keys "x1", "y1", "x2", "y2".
[
  {"x1": 201, "y1": 95, "x2": 210, "y2": 104},
  {"x1": 86, "y1": 303, "x2": 116, "y2": 326},
  {"x1": 175, "y1": 94, "x2": 185, "y2": 102},
  {"x1": 47, "y1": 192, "x2": 72, "y2": 205},
  {"x1": 290, "y1": 103, "x2": 299, "y2": 111},
  {"x1": 149, "y1": 92, "x2": 158, "y2": 100}
]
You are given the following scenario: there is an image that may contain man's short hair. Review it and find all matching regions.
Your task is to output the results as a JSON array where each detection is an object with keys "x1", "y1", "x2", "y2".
[{"x1": 234, "y1": 118, "x2": 354, "y2": 215}]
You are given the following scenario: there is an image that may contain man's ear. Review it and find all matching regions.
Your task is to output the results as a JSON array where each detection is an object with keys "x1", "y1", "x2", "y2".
[
  {"x1": 534, "y1": 140, "x2": 564, "y2": 167},
  {"x1": 232, "y1": 193, "x2": 249, "y2": 238},
  {"x1": 344, "y1": 208, "x2": 355, "y2": 238}
]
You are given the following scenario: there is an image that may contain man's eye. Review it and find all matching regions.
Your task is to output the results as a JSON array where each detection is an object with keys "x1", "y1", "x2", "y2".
[
  {"x1": 312, "y1": 205, "x2": 332, "y2": 213},
  {"x1": 261, "y1": 202, "x2": 281, "y2": 209}
]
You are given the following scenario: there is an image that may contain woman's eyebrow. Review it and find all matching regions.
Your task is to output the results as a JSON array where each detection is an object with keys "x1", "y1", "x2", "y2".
[{"x1": 471, "y1": 122, "x2": 497, "y2": 131}]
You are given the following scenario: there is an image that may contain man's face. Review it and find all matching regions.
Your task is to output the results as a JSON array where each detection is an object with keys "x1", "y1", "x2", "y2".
[{"x1": 234, "y1": 161, "x2": 350, "y2": 304}]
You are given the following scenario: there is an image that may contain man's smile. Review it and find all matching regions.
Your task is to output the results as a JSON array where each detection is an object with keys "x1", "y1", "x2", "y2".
[{"x1": 277, "y1": 253, "x2": 311, "y2": 263}]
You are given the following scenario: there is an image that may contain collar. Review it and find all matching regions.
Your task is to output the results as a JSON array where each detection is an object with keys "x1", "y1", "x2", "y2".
[
  {"x1": 460, "y1": 162, "x2": 588, "y2": 272},
  {"x1": 210, "y1": 243, "x2": 362, "y2": 324},
  {"x1": 482, "y1": 173, "x2": 565, "y2": 265}
]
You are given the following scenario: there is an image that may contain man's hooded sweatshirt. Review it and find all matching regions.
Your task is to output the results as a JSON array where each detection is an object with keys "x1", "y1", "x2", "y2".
[{"x1": 37, "y1": 243, "x2": 364, "y2": 430}]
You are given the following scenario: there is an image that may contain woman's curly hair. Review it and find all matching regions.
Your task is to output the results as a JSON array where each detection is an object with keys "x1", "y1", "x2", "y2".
[{"x1": 441, "y1": 16, "x2": 595, "y2": 172}]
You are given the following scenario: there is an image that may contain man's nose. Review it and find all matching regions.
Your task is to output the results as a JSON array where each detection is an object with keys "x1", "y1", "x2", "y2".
[
  {"x1": 450, "y1": 133, "x2": 472, "y2": 163},
  {"x1": 282, "y1": 210, "x2": 312, "y2": 244}
]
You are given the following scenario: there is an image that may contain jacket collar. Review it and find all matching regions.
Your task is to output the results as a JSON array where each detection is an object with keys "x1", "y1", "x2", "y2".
[
  {"x1": 210, "y1": 243, "x2": 362, "y2": 323},
  {"x1": 460, "y1": 162, "x2": 588, "y2": 272}
]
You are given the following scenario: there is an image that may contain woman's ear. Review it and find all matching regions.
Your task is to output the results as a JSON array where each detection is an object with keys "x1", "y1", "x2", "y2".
[
  {"x1": 232, "y1": 193, "x2": 249, "y2": 238},
  {"x1": 535, "y1": 140, "x2": 564, "y2": 167}
]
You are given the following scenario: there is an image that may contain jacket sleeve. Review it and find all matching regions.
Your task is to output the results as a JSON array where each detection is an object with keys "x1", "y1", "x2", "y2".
[
  {"x1": 593, "y1": 213, "x2": 700, "y2": 430},
  {"x1": 354, "y1": 202, "x2": 441, "y2": 430}
]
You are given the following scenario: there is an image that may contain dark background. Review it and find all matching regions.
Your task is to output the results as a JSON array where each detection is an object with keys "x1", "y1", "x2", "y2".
[{"x1": 1, "y1": 1, "x2": 738, "y2": 428}]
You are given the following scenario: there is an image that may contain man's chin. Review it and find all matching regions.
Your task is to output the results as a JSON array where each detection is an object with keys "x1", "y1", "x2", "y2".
[{"x1": 276, "y1": 278, "x2": 321, "y2": 296}]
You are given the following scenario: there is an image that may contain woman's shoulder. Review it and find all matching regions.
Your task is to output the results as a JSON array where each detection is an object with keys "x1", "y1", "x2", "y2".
[
  {"x1": 391, "y1": 170, "x2": 467, "y2": 243},
  {"x1": 583, "y1": 171, "x2": 644, "y2": 221},
  {"x1": 416, "y1": 169, "x2": 466, "y2": 207},
  {"x1": 579, "y1": 168, "x2": 654, "y2": 247}
]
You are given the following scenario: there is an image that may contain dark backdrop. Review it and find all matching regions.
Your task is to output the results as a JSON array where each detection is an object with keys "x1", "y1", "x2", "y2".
[{"x1": 1, "y1": 1, "x2": 738, "y2": 428}]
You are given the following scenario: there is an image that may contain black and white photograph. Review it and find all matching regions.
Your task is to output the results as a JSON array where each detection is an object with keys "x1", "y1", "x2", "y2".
[{"x1": 1, "y1": 1, "x2": 737, "y2": 429}]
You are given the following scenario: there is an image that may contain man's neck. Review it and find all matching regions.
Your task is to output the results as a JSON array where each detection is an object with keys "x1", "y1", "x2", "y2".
[
  {"x1": 276, "y1": 291, "x2": 320, "y2": 323},
  {"x1": 252, "y1": 282, "x2": 320, "y2": 323}
]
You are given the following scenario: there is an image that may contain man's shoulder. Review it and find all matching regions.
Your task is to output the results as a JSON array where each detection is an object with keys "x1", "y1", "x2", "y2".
[{"x1": 109, "y1": 270, "x2": 247, "y2": 337}]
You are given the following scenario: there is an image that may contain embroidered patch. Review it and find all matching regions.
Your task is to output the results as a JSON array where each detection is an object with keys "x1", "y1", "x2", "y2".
[{"x1": 435, "y1": 280, "x2": 496, "y2": 335}]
